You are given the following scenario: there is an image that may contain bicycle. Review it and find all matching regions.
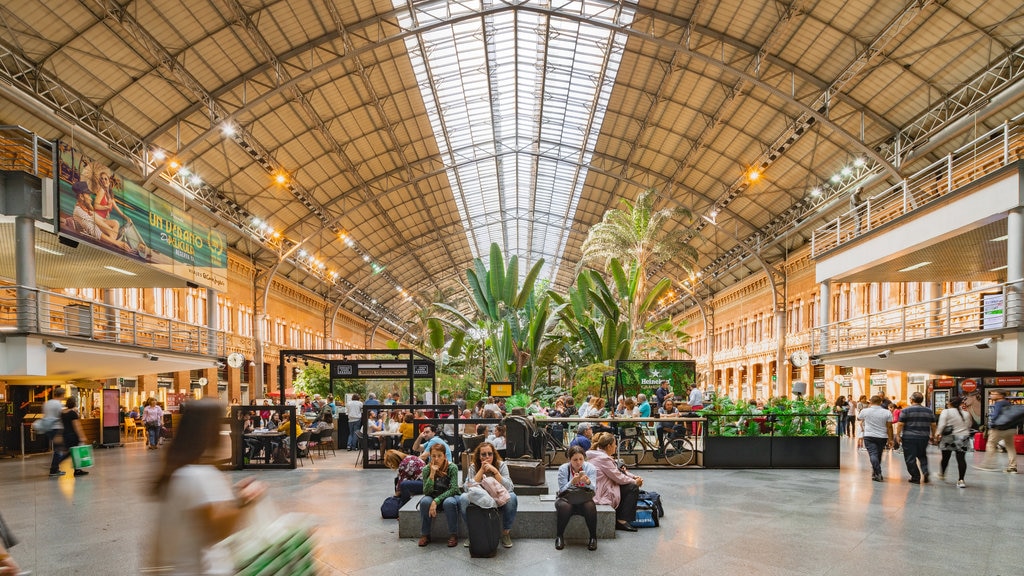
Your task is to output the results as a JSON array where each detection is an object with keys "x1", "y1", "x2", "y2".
[
  {"x1": 539, "y1": 421, "x2": 570, "y2": 467},
  {"x1": 616, "y1": 420, "x2": 696, "y2": 467}
]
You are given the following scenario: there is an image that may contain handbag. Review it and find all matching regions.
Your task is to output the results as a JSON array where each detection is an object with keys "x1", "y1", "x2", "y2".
[
  {"x1": 941, "y1": 424, "x2": 954, "y2": 436},
  {"x1": 556, "y1": 485, "x2": 594, "y2": 506},
  {"x1": 480, "y1": 476, "x2": 510, "y2": 507},
  {"x1": 0, "y1": 512, "x2": 17, "y2": 549},
  {"x1": 428, "y1": 472, "x2": 451, "y2": 497}
]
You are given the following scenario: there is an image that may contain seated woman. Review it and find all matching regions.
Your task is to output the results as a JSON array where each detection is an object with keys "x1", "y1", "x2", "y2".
[
  {"x1": 486, "y1": 424, "x2": 507, "y2": 450},
  {"x1": 398, "y1": 413, "x2": 415, "y2": 451},
  {"x1": 458, "y1": 441, "x2": 518, "y2": 548},
  {"x1": 586, "y1": 432, "x2": 643, "y2": 533},
  {"x1": 384, "y1": 449, "x2": 425, "y2": 505},
  {"x1": 417, "y1": 443, "x2": 461, "y2": 547},
  {"x1": 554, "y1": 445, "x2": 598, "y2": 551}
]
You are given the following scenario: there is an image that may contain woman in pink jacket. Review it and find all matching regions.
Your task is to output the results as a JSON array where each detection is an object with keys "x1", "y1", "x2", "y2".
[{"x1": 586, "y1": 432, "x2": 644, "y2": 532}]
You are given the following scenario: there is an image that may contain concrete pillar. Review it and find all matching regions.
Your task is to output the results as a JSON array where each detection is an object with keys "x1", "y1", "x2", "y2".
[
  {"x1": 15, "y1": 216, "x2": 37, "y2": 332},
  {"x1": 925, "y1": 282, "x2": 942, "y2": 338},
  {"x1": 206, "y1": 288, "x2": 218, "y2": 356}
]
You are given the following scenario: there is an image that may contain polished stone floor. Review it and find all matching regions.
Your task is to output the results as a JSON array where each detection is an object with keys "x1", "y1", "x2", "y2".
[{"x1": 0, "y1": 437, "x2": 1021, "y2": 576}]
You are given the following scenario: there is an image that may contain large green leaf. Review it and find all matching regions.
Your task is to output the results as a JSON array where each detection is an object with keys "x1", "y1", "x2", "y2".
[
  {"x1": 514, "y1": 258, "x2": 545, "y2": 309},
  {"x1": 504, "y1": 255, "x2": 519, "y2": 304},
  {"x1": 427, "y1": 318, "x2": 445, "y2": 351},
  {"x1": 448, "y1": 330, "x2": 465, "y2": 358},
  {"x1": 489, "y1": 243, "x2": 505, "y2": 306}
]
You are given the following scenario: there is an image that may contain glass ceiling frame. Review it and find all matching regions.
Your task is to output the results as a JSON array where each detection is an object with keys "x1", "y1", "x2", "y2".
[{"x1": 396, "y1": 0, "x2": 635, "y2": 281}]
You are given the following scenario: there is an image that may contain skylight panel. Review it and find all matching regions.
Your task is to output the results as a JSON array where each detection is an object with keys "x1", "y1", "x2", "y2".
[{"x1": 396, "y1": 0, "x2": 634, "y2": 281}]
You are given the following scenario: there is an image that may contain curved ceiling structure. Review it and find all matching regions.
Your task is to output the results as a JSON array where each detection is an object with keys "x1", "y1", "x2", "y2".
[{"x1": 1, "y1": 0, "x2": 1022, "y2": 337}]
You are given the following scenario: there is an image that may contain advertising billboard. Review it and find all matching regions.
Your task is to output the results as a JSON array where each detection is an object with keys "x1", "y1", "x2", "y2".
[
  {"x1": 55, "y1": 140, "x2": 228, "y2": 291},
  {"x1": 615, "y1": 360, "x2": 696, "y2": 398}
]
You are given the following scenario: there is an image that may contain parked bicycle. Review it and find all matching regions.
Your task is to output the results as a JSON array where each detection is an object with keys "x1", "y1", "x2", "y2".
[{"x1": 616, "y1": 420, "x2": 696, "y2": 467}]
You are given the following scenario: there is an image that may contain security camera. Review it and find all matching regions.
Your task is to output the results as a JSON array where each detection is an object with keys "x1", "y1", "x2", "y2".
[
  {"x1": 877, "y1": 349, "x2": 892, "y2": 359},
  {"x1": 46, "y1": 341, "x2": 68, "y2": 353},
  {"x1": 144, "y1": 353, "x2": 159, "y2": 361},
  {"x1": 974, "y1": 337, "x2": 994, "y2": 350}
]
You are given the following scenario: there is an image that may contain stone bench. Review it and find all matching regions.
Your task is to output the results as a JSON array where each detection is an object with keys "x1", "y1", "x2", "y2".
[{"x1": 397, "y1": 494, "x2": 616, "y2": 542}]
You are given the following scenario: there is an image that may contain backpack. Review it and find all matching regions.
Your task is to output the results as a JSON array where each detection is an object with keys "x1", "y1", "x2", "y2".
[
  {"x1": 991, "y1": 404, "x2": 1024, "y2": 430},
  {"x1": 501, "y1": 415, "x2": 539, "y2": 458}
]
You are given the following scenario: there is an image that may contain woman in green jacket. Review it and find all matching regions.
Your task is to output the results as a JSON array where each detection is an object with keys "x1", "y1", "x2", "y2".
[{"x1": 417, "y1": 442, "x2": 461, "y2": 547}]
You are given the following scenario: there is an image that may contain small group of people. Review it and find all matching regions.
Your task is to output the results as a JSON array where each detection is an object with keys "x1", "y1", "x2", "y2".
[
  {"x1": 857, "y1": 391, "x2": 986, "y2": 488},
  {"x1": 386, "y1": 423, "x2": 650, "y2": 552}
]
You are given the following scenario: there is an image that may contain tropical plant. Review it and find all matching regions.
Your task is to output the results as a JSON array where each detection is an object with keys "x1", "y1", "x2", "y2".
[
  {"x1": 578, "y1": 188, "x2": 698, "y2": 335},
  {"x1": 433, "y1": 243, "x2": 557, "y2": 395},
  {"x1": 701, "y1": 394, "x2": 836, "y2": 436}
]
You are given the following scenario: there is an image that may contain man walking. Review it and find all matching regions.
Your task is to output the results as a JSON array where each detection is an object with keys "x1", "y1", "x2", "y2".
[
  {"x1": 977, "y1": 389, "x2": 1018, "y2": 473},
  {"x1": 858, "y1": 395, "x2": 894, "y2": 482},
  {"x1": 46, "y1": 388, "x2": 67, "y2": 477},
  {"x1": 896, "y1": 392, "x2": 936, "y2": 483}
]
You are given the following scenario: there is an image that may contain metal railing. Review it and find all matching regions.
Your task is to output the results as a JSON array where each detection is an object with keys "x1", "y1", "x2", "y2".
[
  {"x1": 0, "y1": 125, "x2": 54, "y2": 179},
  {"x1": 812, "y1": 113, "x2": 1024, "y2": 256},
  {"x1": 0, "y1": 285, "x2": 227, "y2": 356},
  {"x1": 810, "y1": 281, "x2": 1023, "y2": 355}
]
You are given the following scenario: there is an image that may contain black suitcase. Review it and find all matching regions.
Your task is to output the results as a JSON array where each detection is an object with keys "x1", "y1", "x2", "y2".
[{"x1": 466, "y1": 504, "x2": 501, "y2": 558}]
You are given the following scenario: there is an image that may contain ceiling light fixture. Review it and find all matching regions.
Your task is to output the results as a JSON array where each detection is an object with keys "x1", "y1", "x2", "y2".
[
  {"x1": 36, "y1": 245, "x2": 64, "y2": 256},
  {"x1": 990, "y1": 235, "x2": 1008, "y2": 242},
  {"x1": 897, "y1": 261, "x2": 932, "y2": 272},
  {"x1": 990, "y1": 265, "x2": 1008, "y2": 272},
  {"x1": 104, "y1": 266, "x2": 136, "y2": 276},
  {"x1": 221, "y1": 123, "x2": 235, "y2": 136}
]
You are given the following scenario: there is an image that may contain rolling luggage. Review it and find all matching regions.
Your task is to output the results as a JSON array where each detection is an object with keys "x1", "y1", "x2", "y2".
[
  {"x1": 1015, "y1": 434, "x2": 1024, "y2": 455},
  {"x1": 465, "y1": 504, "x2": 501, "y2": 558},
  {"x1": 974, "y1": 431, "x2": 986, "y2": 452},
  {"x1": 505, "y1": 458, "x2": 545, "y2": 485}
]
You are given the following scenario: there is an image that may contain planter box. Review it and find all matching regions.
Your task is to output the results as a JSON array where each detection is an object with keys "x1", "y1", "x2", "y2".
[
  {"x1": 770, "y1": 436, "x2": 840, "y2": 468},
  {"x1": 703, "y1": 436, "x2": 772, "y2": 468}
]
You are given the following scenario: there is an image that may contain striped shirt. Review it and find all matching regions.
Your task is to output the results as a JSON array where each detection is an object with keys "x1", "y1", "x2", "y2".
[{"x1": 898, "y1": 404, "x2": 935, "y2": 439}]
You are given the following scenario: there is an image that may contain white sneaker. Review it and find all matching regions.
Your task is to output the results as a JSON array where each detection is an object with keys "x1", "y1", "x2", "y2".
[{"x1": 957, "y1": 480, "x2": 966, "y2": 488}]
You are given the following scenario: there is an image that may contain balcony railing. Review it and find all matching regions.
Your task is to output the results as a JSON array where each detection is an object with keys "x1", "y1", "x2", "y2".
[
  {"x1": 0, "y1": 285, "x2": 227, "y2": 356},
  {"x1": 812, "y1": 113, "x2": 1024, "y2": 257},
  {"x1": 0, "y1": 126, "x2": 54, "y2": 179},
  {"x1": 810, "y1": 281, "x2": 1023, "y2": 355}
]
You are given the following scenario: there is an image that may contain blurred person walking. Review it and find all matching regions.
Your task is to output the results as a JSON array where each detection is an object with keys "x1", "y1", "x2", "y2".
[
  {"x1": 150, "y1": 399, "x2": 265, "y2": 574},
  {"x1": 45, "y1": 388, "x2": 66, "y2": 477}
]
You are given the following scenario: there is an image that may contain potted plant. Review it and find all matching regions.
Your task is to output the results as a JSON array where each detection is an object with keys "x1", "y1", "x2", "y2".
[{"x1": 700, "y1": 395, "x2": 839, "y2": 469}]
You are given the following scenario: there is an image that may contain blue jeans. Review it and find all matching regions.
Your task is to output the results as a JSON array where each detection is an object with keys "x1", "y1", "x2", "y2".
[
  {"x1": 347, "y1": 421, "x2": 360, "y2": 449},
  {"x1": 146, "y1": 424, "x2": 160, "y2": 447},
  {"x1": 47, "y1": 429, "x2": 66, "y2": 473},
  {"x1": 865, "y1": 436, "x2": 887, "y2": 477},
  {"x1": 418, "y1": 495, "x2": 460, "y2": 536},
  {"x1": 458, "y1": 492, "x2": 518, "y2": 531},
  {"x1": 399, "y1": 480, "x2": 423, "y2": 505}
]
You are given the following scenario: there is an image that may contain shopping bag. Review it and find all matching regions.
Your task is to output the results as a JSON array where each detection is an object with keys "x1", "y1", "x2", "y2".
[
  {"x1": 208, "y1": 502, "x2": 319, "y2": 576},
  {"x1": 70, "y1": 444, "x2": 94, "y2": 469}
]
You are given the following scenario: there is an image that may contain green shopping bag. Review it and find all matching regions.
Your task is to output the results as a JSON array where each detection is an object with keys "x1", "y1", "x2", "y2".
[{"x1": 70, "y1": 444, "x2": 94, "y2": 469}]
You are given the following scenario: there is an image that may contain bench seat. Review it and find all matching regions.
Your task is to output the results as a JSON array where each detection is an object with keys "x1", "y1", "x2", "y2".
[{"x1": 397, "y1": 494, "x2": 616, "y2": 541}]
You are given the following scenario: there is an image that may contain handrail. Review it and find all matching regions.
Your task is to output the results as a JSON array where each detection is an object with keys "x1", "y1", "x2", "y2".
[
  {"x1": 810, "y1": 280, "x2": 1023, "y2": 355},
  {"x1": 0, "y1": 285, "x2": 227, "y2": 356},
  {"x1": 812, "y1": 112, "x2": 1024, "y2": 257},
  {"x1": 0, "y1": 126, "x2": 54, "y2": 179}
]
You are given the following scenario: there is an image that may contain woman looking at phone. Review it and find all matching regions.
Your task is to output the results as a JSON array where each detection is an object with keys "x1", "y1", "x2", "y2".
[{"x1": 554, "y1": 445, "x2": 598, "y2": 551}]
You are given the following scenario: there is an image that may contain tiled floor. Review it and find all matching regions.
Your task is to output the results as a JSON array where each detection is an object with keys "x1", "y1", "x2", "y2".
[{"x1": 0, "y1": 438, "x2": 1020, "y2": 575}]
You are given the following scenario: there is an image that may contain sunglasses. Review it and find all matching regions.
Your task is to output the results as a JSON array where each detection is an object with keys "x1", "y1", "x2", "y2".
[{"x1": 479, "y1": 452, "x2": 494, "y2": 457}]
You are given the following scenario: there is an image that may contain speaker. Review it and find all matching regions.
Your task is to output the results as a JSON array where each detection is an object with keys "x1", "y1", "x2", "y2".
[{"x1": 791, "y1": 381, "x2": 807, "y2": 396}]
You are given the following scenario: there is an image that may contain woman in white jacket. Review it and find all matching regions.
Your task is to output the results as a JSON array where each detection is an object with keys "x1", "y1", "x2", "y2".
[{"x1": 933, "y1": 396, "x2": 972, "y2": 488}]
